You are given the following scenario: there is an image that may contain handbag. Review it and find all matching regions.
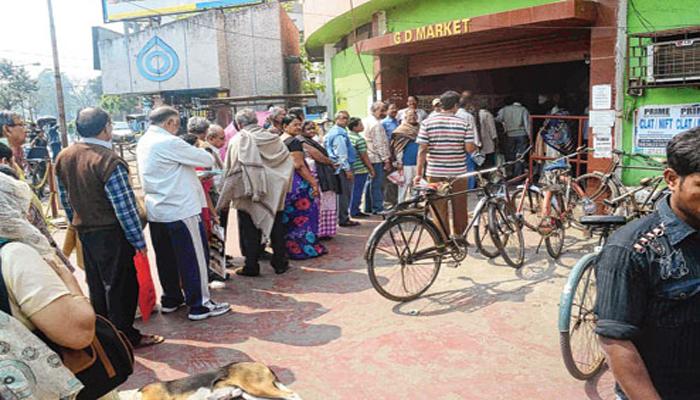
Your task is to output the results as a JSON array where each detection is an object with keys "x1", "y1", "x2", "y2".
[{"x1": 0, "y1": 242, "x2": 134, "y2": 400}]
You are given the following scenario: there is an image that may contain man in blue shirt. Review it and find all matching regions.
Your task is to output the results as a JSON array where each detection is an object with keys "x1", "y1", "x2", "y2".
[
  {"x1": 381, "y1": 103, "x2": 399, "y2": 141},
  {"x1": 324, "y1": 110, "x2": 358, "y2": 227}
]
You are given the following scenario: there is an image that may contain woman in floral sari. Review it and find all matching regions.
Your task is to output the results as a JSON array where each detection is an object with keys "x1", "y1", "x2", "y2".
[
  {"x1": 280, "y1": 116, "x2": 327, "y2": 260},
  {"x1": 299, "y1": 121, "x2": 340, "y2": 240}
]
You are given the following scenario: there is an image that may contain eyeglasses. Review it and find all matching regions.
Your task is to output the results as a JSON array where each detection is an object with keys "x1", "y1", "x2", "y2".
[{"x1": 9, "y1": 121, "x2": 25, "y2": 128}]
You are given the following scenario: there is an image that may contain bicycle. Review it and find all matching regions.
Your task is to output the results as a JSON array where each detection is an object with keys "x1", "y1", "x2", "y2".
[
  {"x1": 512, "y1": 148, "x2": 596, "y2": 259},
  {"x1": 364, "y1": 159, "x2": 525, "y2": 302},
  {"x1": 576, "y1": 149, "x2": 668, "y2": 217},
  {"x1": 558, "y1": 214, "x2": 627, "y2": 380}
]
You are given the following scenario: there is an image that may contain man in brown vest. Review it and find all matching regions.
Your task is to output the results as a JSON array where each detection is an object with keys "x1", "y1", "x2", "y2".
[{"x1": 56, "y1": 107, "x2": 163, "y2": 348}]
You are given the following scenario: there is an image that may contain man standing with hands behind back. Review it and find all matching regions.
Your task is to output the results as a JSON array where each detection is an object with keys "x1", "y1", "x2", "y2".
[
  {"x1": 137, "y1": 106, "x2": 230, "y2": 322},
  {"x1": 413, "y1": 91, "x2": 476, "y2": 237},
  {"x1": 56, "y1": 107, "x2": 164, "y2": 348}
]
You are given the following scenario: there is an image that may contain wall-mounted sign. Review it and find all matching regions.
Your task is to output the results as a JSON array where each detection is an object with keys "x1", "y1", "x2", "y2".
[
  {"x1": 393, "y1": 19, "x2": 471, "y2": 45},
  {"x1": 136, "y1": 36, "x2": 180, "y2": 82},
  {"x1": 635, "y1": 103, "x2": 700, "y2": 155},
  {"x1": 102, "y1": 0, "x2": 262, "y2": 23}
]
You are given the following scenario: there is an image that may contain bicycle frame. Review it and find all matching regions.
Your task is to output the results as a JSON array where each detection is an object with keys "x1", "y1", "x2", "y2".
[{"x1": 379, "y1": 169, "x2": 508, "y2": 264}]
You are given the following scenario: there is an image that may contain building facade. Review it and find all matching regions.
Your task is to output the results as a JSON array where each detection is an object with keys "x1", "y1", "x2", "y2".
[
  {"x1": 306, "y1": 0, "x2": 700, "y2": 178},
  {"x1": 622, "y1": 0, "x2": 700, "y2": 183},
  {"x1": 96, "y1": 2, "x2": 301, "y2": 100}
]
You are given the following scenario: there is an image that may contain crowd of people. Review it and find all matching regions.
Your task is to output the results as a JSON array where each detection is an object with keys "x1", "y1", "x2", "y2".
[{"x1": 1, "y1": 82, "x2": 700, "y2": 399}]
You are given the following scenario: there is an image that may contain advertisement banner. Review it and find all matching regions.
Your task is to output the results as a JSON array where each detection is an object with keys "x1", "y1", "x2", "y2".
[
  {"x1": 634, "y1": 103, "x2": 700, "y2": 155},
  {"x1": 102, "y1": 0, "x2": 261, "y2": 22}
]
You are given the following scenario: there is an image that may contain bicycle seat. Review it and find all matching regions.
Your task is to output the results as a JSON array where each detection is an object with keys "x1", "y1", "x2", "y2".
[
  {"x1": 544, "y1": 160, "x2": 570, "y2": 172},
  {"x1": 579, "y1": 215, "x2": 627, "y2": 227}
]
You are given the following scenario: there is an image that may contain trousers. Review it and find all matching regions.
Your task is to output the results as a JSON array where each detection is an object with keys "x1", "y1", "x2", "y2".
[
  {"x1": 337, "y1": 172, "x2": 353, "y2": 224},
  {"x1": 237, "y1": 210, "x2": 288, "y2": 274},
  {"x1": 79, "y1": 226, "x2": 140, "y2": 345},
  {"x1": 149, "y1": 214, "x2": 211, "y2": 312}
]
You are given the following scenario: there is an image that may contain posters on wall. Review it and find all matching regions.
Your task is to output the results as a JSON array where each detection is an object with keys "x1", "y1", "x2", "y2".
[
  {"x1": 634, "y1": 104, "x2": 700, "y2": 155},
  {"x1": 591, "y1": 84, "x2": 612, "y2": 110},
  {"x1": 593, "y1": 127, "x2": 612, "y2": 158}
]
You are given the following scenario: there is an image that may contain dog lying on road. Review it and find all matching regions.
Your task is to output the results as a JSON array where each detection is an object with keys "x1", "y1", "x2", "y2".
[{"x1": 136, "y1": 362, "x2": 301, "y2": 400}]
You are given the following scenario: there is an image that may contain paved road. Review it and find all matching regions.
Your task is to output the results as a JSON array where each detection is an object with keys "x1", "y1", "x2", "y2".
[
  {"x1": 56, "y1": 206, "x2": 616, "y2": 398},
  {"x1": 57, "y1": 210, "x2": 613, "y2": 399}
]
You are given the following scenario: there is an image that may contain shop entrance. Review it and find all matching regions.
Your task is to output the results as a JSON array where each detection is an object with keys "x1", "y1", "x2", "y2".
[{"x1": 407, "y1": 61, "x2": 590, "y2": 117}]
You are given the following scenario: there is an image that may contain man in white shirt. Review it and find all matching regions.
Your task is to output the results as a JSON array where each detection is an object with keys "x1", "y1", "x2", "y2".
[
  {"x1": 363, "y1": 101, "x2": 391, "y2": 214},
  {"x1": 136, "y1": 106, "x2": 230, "y2": 322},
  {"x1": 398, "y1": 95, "x2": 428, "y2": 123}
]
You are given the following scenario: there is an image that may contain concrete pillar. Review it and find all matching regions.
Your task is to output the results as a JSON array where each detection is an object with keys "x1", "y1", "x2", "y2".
[{"x1": 323, "y1": 43, "x2": 337, "y2": 115}]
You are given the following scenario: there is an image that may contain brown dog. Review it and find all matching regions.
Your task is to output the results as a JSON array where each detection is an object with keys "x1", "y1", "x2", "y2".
[{"x1": 139, "y1": 362, "x2": 299, "y2": 400}]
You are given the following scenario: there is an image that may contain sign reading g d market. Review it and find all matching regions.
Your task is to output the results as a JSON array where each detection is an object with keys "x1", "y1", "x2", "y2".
[
  {"x1": 635, "y1": 104, "x2": 700, "y2": 155},
  {"x1": 393, "y1": 19, "x2": 471, "y2": 45}
]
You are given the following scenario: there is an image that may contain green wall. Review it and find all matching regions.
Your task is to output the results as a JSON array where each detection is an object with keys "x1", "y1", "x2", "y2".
[
  {"x1": 386, "y1": 0, "x2": 559, "y2": 32},
  {"x1": 622, "y1": 0, "x2": 700, "y2": 184},
  {"x1": 331, "y1": 47, "x2": 374, "y2": 117},
  {"x1": 327, "y1": 0, "x2": 560, "y2": 118}
]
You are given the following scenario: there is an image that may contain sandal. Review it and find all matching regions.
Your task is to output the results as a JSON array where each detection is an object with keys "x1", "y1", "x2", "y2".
[{"x1": 135, "y1": 334, "x2": 165, "y2": 348}]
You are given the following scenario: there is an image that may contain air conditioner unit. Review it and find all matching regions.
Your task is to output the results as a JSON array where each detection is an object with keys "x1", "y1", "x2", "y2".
[{"x1": 646, "y1": 38, "x2": 700, "y2": 83}]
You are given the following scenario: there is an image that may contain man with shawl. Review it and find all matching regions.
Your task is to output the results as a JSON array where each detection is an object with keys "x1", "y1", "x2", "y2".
[
  {"x1": 217, "y1": 109, "x2": 294, "y2": 276},
  {"x1": 391, "y1": 108, "x2": 420, "y2": 202}
]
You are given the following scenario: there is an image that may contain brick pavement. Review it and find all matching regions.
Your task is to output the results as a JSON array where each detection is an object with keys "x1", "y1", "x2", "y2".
[{"x1": 57, "y1": 212, "x2": 618, "y2": 399}]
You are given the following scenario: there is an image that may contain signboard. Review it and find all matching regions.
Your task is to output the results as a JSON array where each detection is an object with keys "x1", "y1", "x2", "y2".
[
  {"x1": 393, "y1": 19, "x2": 471, "y2": 45},
  {"x1": 591, "y1": 84, "x2": 612, "y2": 110},
  {"x1": 102, "y1": 0, "x2": 262, "y2": 23},
  {"x1": 635, "y1": 103, "x2": 700, "y2": 155}
]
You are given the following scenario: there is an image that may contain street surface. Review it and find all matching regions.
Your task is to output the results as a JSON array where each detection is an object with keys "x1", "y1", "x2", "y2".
[{"x1": 59, "y1": 213, "x2": 617, "y2": 399}]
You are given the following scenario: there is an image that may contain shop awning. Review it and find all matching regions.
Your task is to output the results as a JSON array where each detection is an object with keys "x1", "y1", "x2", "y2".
[{"x1": 356, "y1": 0, "x2": 597, "y2": 56}]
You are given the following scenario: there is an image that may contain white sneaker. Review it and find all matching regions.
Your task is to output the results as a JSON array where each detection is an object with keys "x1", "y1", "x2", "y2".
[
  {"x1": 188, "y1": 301, "x2": 231, "y2": 321},
  {"x1": 209, "y1": 281, "x2": 226, "y2": 290}
]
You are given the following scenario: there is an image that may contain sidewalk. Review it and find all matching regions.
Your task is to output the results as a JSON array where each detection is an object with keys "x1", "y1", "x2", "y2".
[{"x1": 56, "y1": 213, "x2": 616, "y2": 399}]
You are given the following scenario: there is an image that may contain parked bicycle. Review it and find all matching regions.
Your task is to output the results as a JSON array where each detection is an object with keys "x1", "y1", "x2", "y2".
[
  {"x1": 558, "y1": 214, "x2": 627, "y2": 380},
  {"x1": 511, "y1": 147, "x2": 596, "y2": 259},
  {"x1": 364, "y1": 155, "x2": 527, "y2": 302},
  {"x1": 576, "y1": 149, "x2": 668, "y2": 217}
]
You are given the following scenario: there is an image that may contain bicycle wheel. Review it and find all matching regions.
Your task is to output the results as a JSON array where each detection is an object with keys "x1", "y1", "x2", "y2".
[
  {"x1": 565, "y1": 187, "x2": 586, "y2": 230},
  {"x1": 365, "y1": 215, "x2": 443, "y2": 302},
  {"x1": 559, "y1": 254, "x2": 605, "y2": 380},
  {"x1": 575, "y1": 173, "x2": 618, "y2": 216},
  {"x1": 488, "y1": 200, "x2": 525, "y2": 268},
  {"x1": 510, "y1": 187, "x2": 543, "y2": 231},
  {"x1": 544, "y1": 194, "x2": 566, "y2": 259},
  {"x1": 474, "y1": 204, "x2": 499, "y2": 258}
]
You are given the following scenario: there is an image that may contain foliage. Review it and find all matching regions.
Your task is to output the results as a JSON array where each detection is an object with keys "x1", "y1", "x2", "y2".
[
  {"x1": 300, "y1": 46, "x2": 325, "y2": 94},
  {"x1": 0, "y1": 59, "x2": 38, "y2": 111},
  {"x1": 99, "y1": 94, "x2": 140, "y2": 120}
]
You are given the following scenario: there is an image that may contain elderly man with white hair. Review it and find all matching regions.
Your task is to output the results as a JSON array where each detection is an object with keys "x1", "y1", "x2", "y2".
[
  {"x1": 187, "y1": 116, "x2": 210, "y2": 146},
  {"x1": 137, "y1": 106, "x2": 230, "y2": 321},
  {"x1": 217, "y1": 108, "x2": 294, "y2": 277}
]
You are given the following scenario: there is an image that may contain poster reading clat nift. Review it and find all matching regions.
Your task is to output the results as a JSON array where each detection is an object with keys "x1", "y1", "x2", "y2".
[{"x1": 635, "y1": 104, "x2": 700, "y2": 155}]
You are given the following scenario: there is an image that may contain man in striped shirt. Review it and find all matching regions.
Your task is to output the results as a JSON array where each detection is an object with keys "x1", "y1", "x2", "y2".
[{"x1": 414, "y1": 91, "x2": 476, "y2": 237}]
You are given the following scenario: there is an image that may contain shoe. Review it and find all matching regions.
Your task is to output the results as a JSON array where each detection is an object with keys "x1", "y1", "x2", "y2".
[
  {"x1": 161, "y1": 302, "x2": 185, "y2": 314},
  {"x1": 339, "y1": 220, "x2": 360, "y2": 227},
  {"x1": 133, "y1": 334, "x2": 165, "y2": 349},
  {"x1": 319, "y1": 236, "x2": 333, "y2": 241},
  {"x1": 260, "y1": 250, "x2": 274, "y2": 260},
  {"x1": 235, "y1": 267, "x2": 260, "y2": 277},
  {"x1": 188, "y1": 301, "x2": 231, "y2": 321},
  {"x1": 274, "y1": 263, "x2": 290, "y2": 275},
  {"x1": 209, "y1": 280, "x2": 226, "y2": 290},
  {"x1": 352, "y1": 212, "x2": 371, "y2": 218},
  {"x1": 373, "y1": 210, "x2": 388, "y2": 216}
]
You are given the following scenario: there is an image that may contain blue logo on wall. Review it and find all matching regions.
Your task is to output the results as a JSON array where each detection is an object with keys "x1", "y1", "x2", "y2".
[{"x1": 136, "y1": 36, "x2": 180, "y2": 82}]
